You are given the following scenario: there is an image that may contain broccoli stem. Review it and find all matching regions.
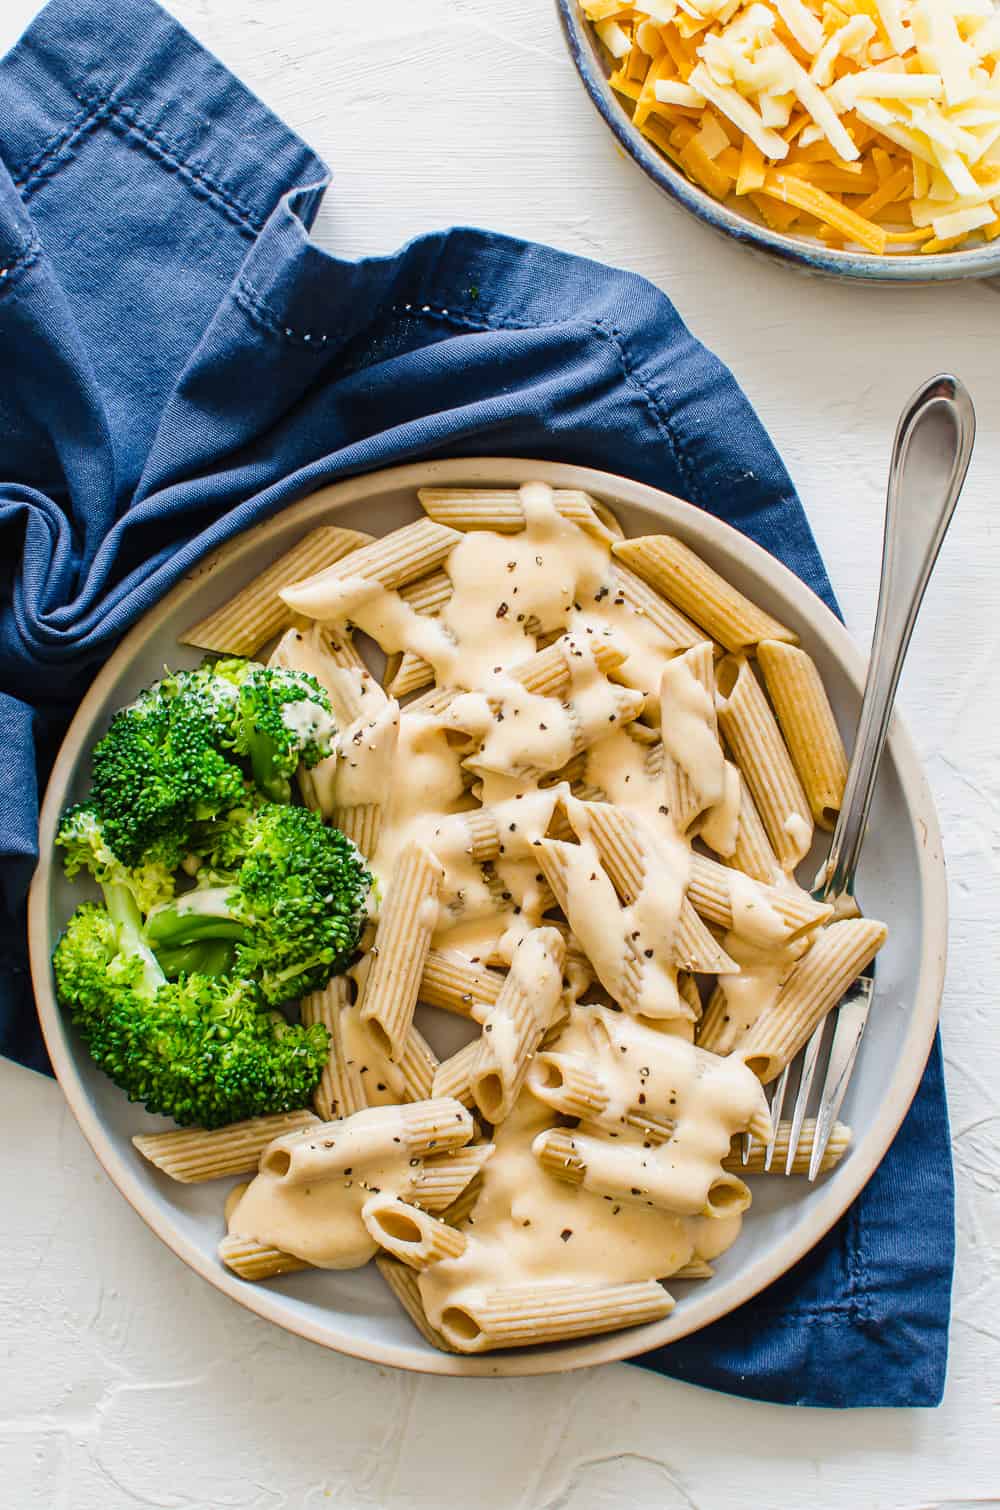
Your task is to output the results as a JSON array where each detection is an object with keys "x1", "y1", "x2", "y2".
[
  {"x1": 102, "y1": 881, "x2": 166, "y2": 998},
  {"x1": 243, "y1": 727, "x2": 290, "y2": 803},
  {"x1": 154, "y1": 938, "x2": 238, "y2": 979},
  {"x1": 145, "y1": 886, "x2": 251, "y2": 948}
]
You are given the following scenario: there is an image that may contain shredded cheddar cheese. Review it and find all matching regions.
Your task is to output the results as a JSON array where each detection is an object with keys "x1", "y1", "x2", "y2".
[{"x1": 592, "y1": 0, "x2": 1000, "y2": 254}]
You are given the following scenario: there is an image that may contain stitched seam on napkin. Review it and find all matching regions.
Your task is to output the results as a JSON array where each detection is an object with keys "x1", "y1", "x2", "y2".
[
  {"x1": 0, "y1": 233, "x2": 42, "y2": 297},
  {"x1": 14, "y1": 92, "x2": 262, "y2": 238},
  {"x1": 232, "y1": 288, "x2": 696, "y2": 492},
  {"x1": 9, "y1": 97, "x2": 101, "y2": 192}
]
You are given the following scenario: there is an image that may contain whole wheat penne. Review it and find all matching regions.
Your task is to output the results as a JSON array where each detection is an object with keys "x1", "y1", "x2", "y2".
[
  {"x1": 468, "y1": 927, "x2": 567, "y2": 1123},
  {"x1": 376, "y1": 1256, "x2": 458, "y2": 1350},
  {"x1": 610, "y1": 562, "x2": 703, "y2": 649},
  {"x1": 696, "y1": 984, "x2": 740, "y2": 1055},
  {"x1": 716, "y1": 655, "x2": 813, "y2": 871},
  {"x1": 133, "y1": 1109, "x2": 320, "y2": 1183},
  {"x1": 757, "y1": 640, "x2": 848, "y2": 830},
  {"x1": 279, "y1": 519, "x2": 462, "y2": 619},
  {"x1": 535, "y1": 1127, "x2": 753, "y2": 1218},
  {"x1": 674, "y1": 900, "x2": 739, "y2": 975},
  {"x1": 411, "y1": 1144, "x2": 495, "y2": 1213},
  {"x1": 723, "y1": 1118, "x2": 851, "y2": 1174},
  {"x1": 659, "y1": 642, "x2": 725, "y2": 833},
  {"x1": 218, "y1": 1233, "x2": 312, "y2": 1281},
  {"x1": 399, "y1": 568, "x2": 454, "y2": 616},
  {"x1": 671, "y1": 1258, "x2": 715, "y2": 1279},
  {"x1": 419, "y1": 949, "x2": 505, "y2": 1018},
  {"x1": 258, "y1": 1101, "x2": 475, "y2": 1188},
  {"x1": 300, "y1": 977, "x2": 359, "y2": 1121},
  {"x1": 738, "y1": 918, "x2": 888, "y2": 1082},
  {"x1": 726, "y1": 777, "x2": 781, "y2": 883},
  {"x1": 440, "y1": 1170, "x2": 485, "y2": 1229},
  {"x1": 528, "y1": 1051, "x2": 676, "y2": 1142},
  {"x1": 383, "y1": 571, "x2": 455, "y2": 697},
  {"x1": 385, "y1": 650, "x2": 435, "y2": 699},
  {"x1": 687, "y1": 852, "x2": 832, "y2": 943},
  {"x1": 676, "y1": 971, "x2": 703, "y2": 1020},
  {"x1": 534, "y1": 838, "x2": 644, "y2": 1013},
  {"x1": 433, "y1": 1279, "x2": 673, "y2": 1352},
  {"x1": 417, "y1": 486, "x2": 617, "y2": 544},
  {"x1": 362, "y1": 1194, "x2": 469, "y2": 1269},
  {"x1": 612, "y1": 535, "x2": 797, "y2": 652},
  {"x1": 431, "y1": 1038, "x2": 481, "y2": 1108},
  {"x1": 571, "y1": 804, "x2": 737, "y2": 980},
  {"x1": 181, "y1": 526, "x2": 372, "y2": 656},
  {"x1": 397, "y1": 1023, "x2": 440, "y2": 1103},
  {"x1": 508, "y1": 633, "x2": 627, "y2": 698},
  {"x1": 358, "y1": 843, "x2": 445, "y2": 1060},
  {"x1": 329, "y1": 803, "x2": 382, "y2": 859}
]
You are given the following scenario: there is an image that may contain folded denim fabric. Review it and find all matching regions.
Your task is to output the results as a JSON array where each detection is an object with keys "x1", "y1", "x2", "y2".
[{"x1": 0, "y1": 0, "x2": 953, "y2": 1404}]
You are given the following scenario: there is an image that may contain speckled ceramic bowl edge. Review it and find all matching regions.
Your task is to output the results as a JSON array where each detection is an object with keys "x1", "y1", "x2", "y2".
[{"x1": 556, "y1": 0, "x2": 1000, "y2": 283}]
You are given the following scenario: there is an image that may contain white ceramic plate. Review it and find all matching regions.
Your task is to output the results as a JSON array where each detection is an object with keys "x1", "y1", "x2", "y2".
[{"x1": 28, "y1": 458, "x2": 946, "y2": 1377}]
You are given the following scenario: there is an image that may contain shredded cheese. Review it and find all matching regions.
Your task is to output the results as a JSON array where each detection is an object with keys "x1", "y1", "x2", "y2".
[{"x1": 584, "y1": 0, "x2": 1000, "y2": 254}]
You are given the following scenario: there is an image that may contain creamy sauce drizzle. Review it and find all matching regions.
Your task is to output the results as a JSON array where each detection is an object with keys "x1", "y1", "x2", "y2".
[{"x1": 241, "y1": 484, "x2": 825, "y2": 1318}]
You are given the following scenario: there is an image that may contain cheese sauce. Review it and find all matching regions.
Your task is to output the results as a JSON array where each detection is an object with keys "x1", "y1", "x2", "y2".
[{"x1": 240, "y1": 483, "x2": 818, "y2": 1313}]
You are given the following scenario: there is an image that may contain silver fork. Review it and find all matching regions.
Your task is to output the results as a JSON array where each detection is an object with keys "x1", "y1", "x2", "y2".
[{"x1": 755, "y1": 374, "x2": 975, "y2": 1179}]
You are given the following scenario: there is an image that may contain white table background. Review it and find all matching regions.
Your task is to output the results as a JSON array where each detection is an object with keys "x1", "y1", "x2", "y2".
[{"x1": 2, "y1": 1, "x2": 998, "y2": 1505}]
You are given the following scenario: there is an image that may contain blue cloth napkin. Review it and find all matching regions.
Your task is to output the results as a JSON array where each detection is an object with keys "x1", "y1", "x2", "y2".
[{"x1": 0, "y1": 0, "x2": 953, "y2": 1406}]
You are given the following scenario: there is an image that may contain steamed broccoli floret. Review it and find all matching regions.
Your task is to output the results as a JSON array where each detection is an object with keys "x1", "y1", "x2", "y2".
[
  {"x1": 210, "y1": 659, "x2": 337, "y2": 803},
  {"x1": 88, "y1": 670, "x2": 249, "y2": 868},
  {"x1": 53, "y1": 890, "x2": 329, "y2": 1129},
  {"x1": 146, "y1": 803, "x2": 372, "y2": 1005},
  {"x1": 57, "y1": 802, "x2": 176, "y2": 914}
]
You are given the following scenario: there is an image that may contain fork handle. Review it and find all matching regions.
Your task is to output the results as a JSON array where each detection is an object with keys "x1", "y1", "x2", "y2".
[{"x1": 821, "y1": 375, "x2": 974, "y2": 902}]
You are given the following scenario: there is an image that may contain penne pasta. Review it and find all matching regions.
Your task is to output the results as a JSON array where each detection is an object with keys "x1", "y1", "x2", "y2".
[
  {"x1": 411, "y1": 1144, "x2": 495, "y2": 1214},
  {"x1": 362, "y1": 1194, "x2": 469, "y2": 1269},
  {"x1": 433, "y1": 1279, "x2": 674, "y2": 1352},
  {"x1": 358, "y1": 843, "x2": 445, "y2": 1060},
  {"x1": 534, "y1": 1127, "x2": 754, "y2": 1219},
  {"x1": 181, "y1": 526, "x2": 372, "y2": 656},
  {"x1": 184, "y1": 482, "x2": 892, "y2": 1352},
  {"x1": 383, "y1": 570, "x2": 454, "y2": 698},
  {"x1": 659, "y1": 642, "x2": 724, "y2": 834},
  {"x1": 300, "y1": 976, "x2": 359, "y2": 1121},
  {"x1": 419, "y1": 949, "x2": 505, "y2": 1018},
  {"x1": 376, "y1": 1256, "x2": 459, "y2": 1350},
  {"x1": 686, "y1": 852, "x2": 832, "y2": 944},
  {"x1": 723, "y1": 1118, "x2": 851, "y2": 1174},
  {"x1": 612, "y1": 534, "x2": 796, "y2": 652},
  {"x1": 279, "y1": 519, "x2": 462, "y2": 619},
  {"x1": 528, "y1": 1050, "x2": 676, "y2": 1142},
  {"x1": 440, "y1": 1171, "x2": 485, "y2": 1229},
  {"x1": 417, "y1": 487, "x2": 617, "y2": 544},
  {"x1": 218, "y1": 1233, "x2": 312, "y2": 1281},
  {"x1": 133, "y1": 1109, "x2": 319, "y2": 1184},
  {"x1": 716, "y1": 655, "x2": 814, "y2": 871},
  {"x1": 610, "y1": 561, "x2": 704, "y2": 650},
  {"x1": 671, "y1": 1258, "x2": 715, "y2": 1279},
  {"x1": 467, "y1": 927, "x2": 567, "y2": 1123},
  {"x1": 329, "y1": 803, "x2": 382, "y2": 859},
  {"x1": 738, "y1": 918, "x2": 888, "y2": 1082},
  {"x1": 431, "y1": 1038, "x2": 481, "y2": 1108},
  {"x1": 726, "y1": 777, "x2": 782, "y2": 884},
  {"x1": 757, "y1": 639, "x2": 849, "y2": 830}
]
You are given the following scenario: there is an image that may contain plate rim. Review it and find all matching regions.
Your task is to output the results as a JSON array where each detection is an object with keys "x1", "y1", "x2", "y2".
[
  {"x1": 555, "y1": 0, "x2": 1000, "y2": 284},
  {"x1": 28, "y1": 456, "x2": 947, "y2": 1378}
]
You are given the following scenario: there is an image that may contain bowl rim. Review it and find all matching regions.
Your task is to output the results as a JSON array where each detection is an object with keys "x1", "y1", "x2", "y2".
[
  {"x1": 556, "y1": 0, "x2": 1000, "y2": 284},
  {"x1": 27, "y1": 456, "x2": 947, "y2": 1378}
]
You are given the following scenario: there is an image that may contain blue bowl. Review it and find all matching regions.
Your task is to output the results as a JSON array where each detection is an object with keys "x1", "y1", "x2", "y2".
[{"x1": 556, "y1": 0, "x2": 1000, "y2": 282}]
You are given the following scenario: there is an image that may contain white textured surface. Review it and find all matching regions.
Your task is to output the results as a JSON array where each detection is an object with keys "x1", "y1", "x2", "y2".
[{"x1": 2, "y1": 0, "x2": 999, "y2": 1505}]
